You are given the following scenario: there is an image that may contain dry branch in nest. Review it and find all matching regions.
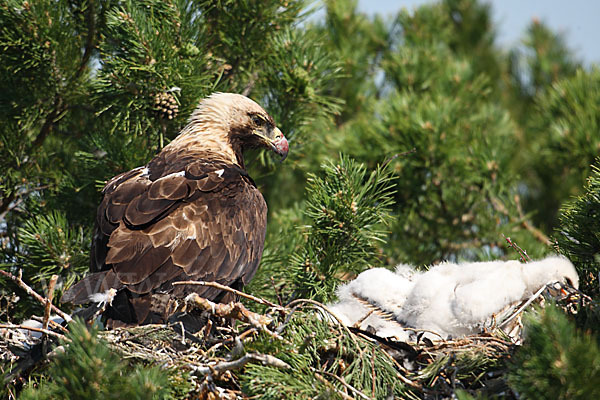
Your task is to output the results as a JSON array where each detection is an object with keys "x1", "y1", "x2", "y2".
[
  {"x1": 0, "y1": 270, "x2": 71, "y2": 323},
  {"x1": 0, "y1": 270, "x2": 589, "y2": 399},
  {"x1": 183, "y1": 293, "x2": 273, "y2": 328},
  {"x1": 174, "y1": 280, "x2": 284, "y2": 310}
]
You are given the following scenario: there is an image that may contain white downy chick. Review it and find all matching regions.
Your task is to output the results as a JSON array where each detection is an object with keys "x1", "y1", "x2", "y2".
[
  {"x1": 328, "y1": 256, "x2": 578, "y2": 340},
  {"x1": 520, "y1": 256, "x2": 579, "y2": 293},
  {"x1": 399, "y1": 256, "x2": 578, "y2": 337},
  {"x1": 328, "y1": 266, "x2": 419, "y2": 341}
]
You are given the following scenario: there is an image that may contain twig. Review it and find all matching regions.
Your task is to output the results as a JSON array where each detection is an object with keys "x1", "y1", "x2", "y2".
[
  {"x1": 568, "y1": 286, "x2": 594, "y2": 303},
  {"x1": 204, "y1": 327, "x2": 259, "y2": 355},
  {"x1": 270, "y1": 276, "x2": 284, "y2": 307},
  {"x1": 354, "y1": 309, "x2": 375, "y2": 327},
  {"x1": 74, "y1": 1, "x2": 97, "y2": 79},
  {"x1": 462, "y1": 335, "x2": 513, "y2": 346},
  {"x1": 0, "y1": 324, "x2": 68, "y2": 341},
  {"x1": 0, "y1": 191, "x2": 16, "y2": 222},
  {"x1": 382, "y1": 353, "x2": 423, "y2": 390},
  {"x1": 285, "y1": 298, "x2": 343, "y2": 328},
  {"x1": 382, "y1": 148, "x2": 417, "y2": 169},
  {"x1": 0, "y1": 185, "x2": 51, "y2": 222},
  {"x1": 312, "y1": 370, "x2": 356, "y2": 400},
  {"x1": 174, "y1": 280, "x2": 283, "y2": 310},
  {"x1": 502, "y1": 235, "x2": 532, "y2": 262},
  {"x1": 276, "y1": 304, "x2": 301, "y2": 335},
  {"x1": 32, "y1": 96, "x2": 64, "y2": 150},
  {"x1": 499, "y1": 284, "x2": 547, "y2": 329},
  {"x1": 179, "y1": 321, "x2": 186, "y2": 345},
  {"x1": 42, "y1": 275, "x2": 59, "y2": 332},
  {"x1": 0, "y1": 269, "x2": 72, "y2": 322},
  {"x1": 193, "y1": 352, "x2": 290, "y2": 375},
  {"x1": 30, "y1": 315, "x2": 68, "y2": 333},
  {"x1": 311, "y1": 368, "x2": 371, "y2": 400}
]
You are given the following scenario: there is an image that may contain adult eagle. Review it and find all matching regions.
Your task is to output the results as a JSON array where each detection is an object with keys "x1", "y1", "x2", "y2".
[{"x1": 62, "y1": 93, "x2": 288, "y2": 328}]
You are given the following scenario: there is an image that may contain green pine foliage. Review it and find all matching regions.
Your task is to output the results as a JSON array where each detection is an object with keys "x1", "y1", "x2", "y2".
[
  {"x1": 506, "y1": 21, "x2": 592, "y2": 232},
  {"x1": 17, "y1": 211, "x2": 89, "y2": 285},
  {"x1": 556, "y1": 164, "x2": 600, "y2": 297},
  {"x1": 249, "y1": 25, "x2": 344, "y2": 210},
  {"x1": 291, "y1": 156, "x2": 395, "y2": 301},
  {"x1": 0, "y1": 0, "x2": 339, "y2": 311},
  {"x1": 509, "y1": 20, "x2": 579, "y2": 105},
  {"x1": 2, "y1": 0, "x2": 600, "y2": 398},
  {"x1": 379, "y1": 59, "x2": 521, "y2": 263},
  {"x1": 249, "y1": 155, "x2": 395, "y2": 303},
  {"x1": 92, "y1": 0, "x2": 211, "y2": 142},
  {"x1": 508, "y1": 306, "x2": 600, "y2": 400},
  {"x1": 525, "y1": 69, "x2": 600, "y2": 231},
  {"x1": 309, "y1": 0, "x2": 550, "y2": 264},
  {"x1": 242, "y1": 309, "x2": 413, "y2": 399},
  {"x1": 19, "y1": 319, "x2": 173, "y2": 400},
  {"x1": 1, "y1": 210, "x2": 89, "y2": 320},
  {"x1": 0, "y1": 0, "x2": 98, "y2": 232}
]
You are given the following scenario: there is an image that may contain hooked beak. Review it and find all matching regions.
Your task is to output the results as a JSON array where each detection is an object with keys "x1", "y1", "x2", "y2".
[{"x1": 268, "y1": 127, "x2": 289, "y2": 162}]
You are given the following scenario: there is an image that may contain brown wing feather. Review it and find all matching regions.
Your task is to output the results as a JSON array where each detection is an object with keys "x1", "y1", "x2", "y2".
[{"x1": 66, "y1": 156, "x2": 267, "y2": 325}]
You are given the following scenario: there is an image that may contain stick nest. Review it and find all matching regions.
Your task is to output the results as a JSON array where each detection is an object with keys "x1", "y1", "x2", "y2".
[{"x1": 1, "y1": 279, "x2": 588, "y2": 399}]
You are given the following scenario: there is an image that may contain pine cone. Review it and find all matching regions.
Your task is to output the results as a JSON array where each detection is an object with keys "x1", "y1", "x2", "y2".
[{"x1": 153, "y1": 92, "x2": 179, "y2": 120}]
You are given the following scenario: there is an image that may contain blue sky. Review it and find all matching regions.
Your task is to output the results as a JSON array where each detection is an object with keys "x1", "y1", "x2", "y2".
[{"x1": 356, "y1": 0, "x2": 600, "y2": 65}]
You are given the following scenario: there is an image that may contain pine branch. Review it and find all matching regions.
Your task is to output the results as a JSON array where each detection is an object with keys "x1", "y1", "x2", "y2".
[
  {"x1": 509, "y1": 306, "x2": 600, "y2": 399},
  {"x1": 0, "y1": 269, "x2": 71, "y2": 323},
  {"x1": 31, "y1": 97, "x2": 65, "y2": 150},
  {"x1": 0, "y1": 185, "x2": 50, "y2": 222},
  {"x1": 0, "y1": 323, "x2": 67, "y2": 340},
  {"x1": 556, "y1": 164, "x2": 600, "y2": 297},
  {"x1": 287, "y1": 156, "x2": 396, "y2": 301},
  {"x1": 73, "y1": 0, "x2": 98, "y2": 79},
  {"x1": 17, "y1": 319, "x2": 172, "y2": 399}
]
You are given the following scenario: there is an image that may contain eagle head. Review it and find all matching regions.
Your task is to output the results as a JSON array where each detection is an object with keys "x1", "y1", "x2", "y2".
[{"x1": 180, "y1": 92, "x2": 289, "y2": 163}]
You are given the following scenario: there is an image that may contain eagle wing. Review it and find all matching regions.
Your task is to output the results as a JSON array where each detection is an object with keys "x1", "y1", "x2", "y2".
[{"x1": 63, "y1": 159, "x2": 267, "y2": 322}]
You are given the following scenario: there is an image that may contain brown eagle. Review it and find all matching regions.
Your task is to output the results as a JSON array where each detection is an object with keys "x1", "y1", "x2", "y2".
[{"x1": 62, "y1": 93, "x2": 288, "y2": 327}]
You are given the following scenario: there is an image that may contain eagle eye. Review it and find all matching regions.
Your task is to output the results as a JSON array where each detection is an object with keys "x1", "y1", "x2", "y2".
[{"x1": 251, "y1": 114, "x2": 265, "y2": 127}]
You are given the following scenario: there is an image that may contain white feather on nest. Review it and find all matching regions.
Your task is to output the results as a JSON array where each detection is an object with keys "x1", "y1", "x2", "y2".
[{"x1": 328, "y1": 256, "x2": 579, "y2": 341}]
